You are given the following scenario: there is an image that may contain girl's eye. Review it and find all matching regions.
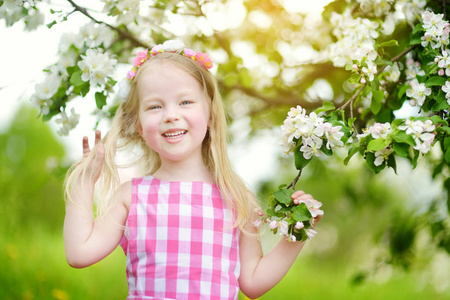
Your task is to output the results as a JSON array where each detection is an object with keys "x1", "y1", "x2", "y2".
[
  {"x1": 180, "y1": 100, "x2": 192, "y2": 106},
  {"x1": 148, "y1": 105, "x2": 161, "y2": 110}
]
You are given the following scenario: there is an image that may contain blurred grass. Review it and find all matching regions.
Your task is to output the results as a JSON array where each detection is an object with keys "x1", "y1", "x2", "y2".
[{"x1": 1, "y1": 105, "x2": 450, "y2": 299}]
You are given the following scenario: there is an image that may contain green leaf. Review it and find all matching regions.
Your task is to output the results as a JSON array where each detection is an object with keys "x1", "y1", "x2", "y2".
[
  {"x1": 367, "y1": 138, "x2": 387, "y2": 152},
  {"x1": 387, "y1": 154, "x2": 397, "y2": 174},
  {"x1": 378, "y1": 40, "x2": 399, "y2": 48},
  {"x1": 398, "y1": 84, "x2": 408, "y2": 99},
  {"x1": 365, "y1": 152, "x2": 386, "y2": 174},
  {"x1": 393, "y1": 142, "x2": 410, "y2": 158},
  {"x1": 370, "y1": 89, "x2": 384, "y2": 114},
  {"x1": 431, "y1": 91, "x2": 449, "y2": 111},
  {"x1": 412, "y1": 23, "x2": 424, "y2": 34},
  {"x1": 412, "y1": 150, "x2": 420, "y2": 169},
  {"x1": 292, "y1": 203, "x2": 312, "y2": 222},
  {"x1": 374, "y1": 56, "x2": 393, "y2": 66},
  {"x1": 348, "y1": 118, "x2": 356, "y2": 127},
  {"x1": 273, "y1": 189, "x2": 293, "y2": 205},
  {"x1": 320, "y1": 142, "x2": 333, "y2": 156},
  {"x1": 370, "y1": 78, "x2": 380, "y2": 91},
  {"x1": 70, "y1": 71, "x2": 85, "y2": 86},
  {"x1": 95, "y1": 92, "x2": 107, "y2": 109},
  {"x1": 425, "y1": 76, "x2": 447, "y2": 87},
  {"x1": 294, "y1": 144, "x2": 310, "y2": 170},
  {"x1": 393, "y1": 130, "x2": 416, "y2": 147},
  {"x1": 344, "y1": 147, "x2": 360, "y2": 165},
  {"x1": 445, "y1": 149, "x2": 450, "y2": 165},
  {"x1": 46, "y1": 20, "x2": 57, "y2": 29},
  {"x1": 315, "y1": 101, "x2": 335, "y2": 114}
]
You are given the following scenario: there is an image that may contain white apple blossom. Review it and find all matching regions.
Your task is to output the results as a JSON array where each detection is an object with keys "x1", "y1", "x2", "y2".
[
  {"x1": 398, "y1": 119, "x2": 424, "y2": 135},
  {"x1": 34, "y1": 72, "x2": 61, "y2": 100},
  {"x1": 406, "y1": 79, "x2": 431, "y2": 106},
  {"x1": 278, "y1": 221, "x2": 289, "y2": 236},
  {"x1": 374, "y1": 147, "x2": 394, "y2": 166},
  {"x1": 442, "y1": 81, "x2": 450, "y2": 104},
  {"x1": 370, "y1": 122, "x2": 392, "y2": 139},
  {"x1": 306, "y1": 229, "x2": 318, "y2": 240},
  {"x1": 23, "y1": 9, "x2": 44, "y2": 31},
  {"x1": 300, "y1": 136, "x2": 324, "y2": 159},
  {"x1": 383, "y1": 62, "x2": 401, "y2": 82},
  {"x1": 398, "y1": 119, "x2": 436, "y2": 154},
  {"x1": 55, "y1": 108, "x2": 80, "y2": 136},
  {"x1": 281, "y1": 105, "x2": 345, "y2": 157},
  {"x1": 59, "y1": 32, "x2": 84, "y2": 52},
  {"x1": 79, "y1": 22, "x2": 115, "y2": 48},
  {"x1": 268, "y1": 220, "x2": 278, "y2": 230},
  {"x1": 362, "y1": 61, "x2": 377, "y2": 81},
  {"x1": 30, "y1": 94, "x2": 53, "y2": 116},
  {"x1": 297, "y1": 199, "x2": 324, "y2": 218},
  {"x1": 78, "y1": 48, "x2": 117, "y2": 87},
  {"x1": 405, "y1": 56, "x2": 426, "y2": 81},
  {"x1": 118, "y1": 78, "x2": 131, "y2": 101},
  {"x1": 398, "y1": 0, "x2": 427, "y2": 26}
]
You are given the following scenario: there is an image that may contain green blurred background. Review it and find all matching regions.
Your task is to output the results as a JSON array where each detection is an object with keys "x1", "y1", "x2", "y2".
[{"x1": 1, "y1": 105, "x2": 449, "y2": 300}]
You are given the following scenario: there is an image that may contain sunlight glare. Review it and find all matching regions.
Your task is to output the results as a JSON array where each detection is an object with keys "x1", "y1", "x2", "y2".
[{"x1": 280, "y1": 0, "x2": 334, "y2": 14}]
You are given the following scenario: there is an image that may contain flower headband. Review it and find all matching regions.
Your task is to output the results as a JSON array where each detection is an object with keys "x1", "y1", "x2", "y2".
[{"x1": 118, "y1": 40, "x2": 213, "y2": 101}]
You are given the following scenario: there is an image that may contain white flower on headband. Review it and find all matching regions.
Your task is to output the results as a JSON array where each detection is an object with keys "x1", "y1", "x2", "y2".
[
  {"x1": 118, "y1": 78, "x2": 131, "y2": 101},
  {"x1": 161, "y1": 40, "x2": 185, "y2": 52}
]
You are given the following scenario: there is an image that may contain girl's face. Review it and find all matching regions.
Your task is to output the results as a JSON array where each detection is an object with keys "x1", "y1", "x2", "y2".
[{"x1": 137, "y1": 63, "x2": 210, "y2": 165}]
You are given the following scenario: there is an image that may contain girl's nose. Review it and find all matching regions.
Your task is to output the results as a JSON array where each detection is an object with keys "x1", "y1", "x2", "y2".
[{"x1": 162, "y1": 108, "x2": 180, "y2": 123}]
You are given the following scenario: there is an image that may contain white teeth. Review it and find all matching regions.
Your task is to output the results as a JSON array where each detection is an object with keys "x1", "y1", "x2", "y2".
[{"x1": 163, "y1": 130, "x2": 186, "y2": 138}]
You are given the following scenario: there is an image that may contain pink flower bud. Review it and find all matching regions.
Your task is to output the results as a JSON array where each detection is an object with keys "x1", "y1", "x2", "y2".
[
  {"x1": 126, "y1": 69, "x2": 136, "y2": 80},
  {"x1": 439, "y1": 69, "x2": 445, "y2": 76},
  {"x1": 183, "y1": 48, "x2": 196, "y2": 58},
  {"x1": 360, "y1": 77, "x2": 366, "y2": 84},
  {"x1": 295, "y1": 221, "x2": 304, "y2": 230},
  {"x1": 269, "y1": 220, "x2": 278, "y2": 229},
  {"x1": 253, "y1": 219, "x2": 262, "y2": 228},
  {"x1": 352, "y1": 64, "x2": 358, "y2": 70}
]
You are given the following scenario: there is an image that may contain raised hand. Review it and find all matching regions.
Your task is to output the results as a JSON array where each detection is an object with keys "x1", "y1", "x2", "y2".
[{"x1": 82, "y1": 130, "x2": 105, "y2": 183}]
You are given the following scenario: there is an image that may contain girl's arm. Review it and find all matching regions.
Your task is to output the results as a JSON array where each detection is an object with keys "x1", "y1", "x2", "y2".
[
  {"x1": 238, "y1": 191, "x2": 322, "y2": 299},
  {"x1": 63, "y1": 131, "x2": 130, "y2": 268}
]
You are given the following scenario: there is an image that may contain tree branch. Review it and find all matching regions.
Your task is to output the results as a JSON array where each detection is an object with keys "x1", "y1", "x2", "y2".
[
  {"x1": 287, "y1": 169, "x2": 302, "y2": 191},
  {"x1": 64, "y1": 0, "x2": 148, "y2": 48},
  {"x1": 339, "y1": 44, "x2": 418, "y2": 111}
]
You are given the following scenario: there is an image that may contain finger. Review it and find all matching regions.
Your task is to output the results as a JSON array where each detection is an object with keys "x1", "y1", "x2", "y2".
[
  {"x1": 82, "y1": 136, "x2": 90, "y2": 157},
  {"x1": 94, "y1": 130, "x2": 102, "y2": 145},
  {"x1": 291, "y1": 190, "x2": 306, "y2": 199}
]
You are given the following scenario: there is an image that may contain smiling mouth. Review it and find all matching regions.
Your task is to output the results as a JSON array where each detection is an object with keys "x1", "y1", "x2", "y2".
[{"x1": 162, "y1": 130, "x2": 187, "y2": 139}]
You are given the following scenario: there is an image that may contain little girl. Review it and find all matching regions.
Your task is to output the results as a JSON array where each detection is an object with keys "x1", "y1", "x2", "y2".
[{"x1": 64, "y1": 40, "x2": 322, "y2": 300}]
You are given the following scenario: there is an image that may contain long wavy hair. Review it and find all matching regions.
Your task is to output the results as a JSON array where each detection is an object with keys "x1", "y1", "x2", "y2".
[{"x1": 64, "y1": 52, "x2": 260, "y2": 234}]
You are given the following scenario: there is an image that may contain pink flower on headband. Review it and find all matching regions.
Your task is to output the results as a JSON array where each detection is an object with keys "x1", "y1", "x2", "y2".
[
  {"x1": 195, "y1": 52, "x2": 213, "y2": 69},
  {"x1": 133, "y1": 49, "x2": 149, "y2": 67},
  {"x1": 183, "y1": 48, "x2": 196, "y2": 59},
  {"x1": 126, "y1": 69, "x2": 136, "y2": 80},
  {"x1": 150, "y1": 44, "x2": 163, "y2": 56}
]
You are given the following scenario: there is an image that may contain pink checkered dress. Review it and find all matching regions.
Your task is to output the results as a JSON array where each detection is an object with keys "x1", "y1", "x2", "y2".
[{"x1": 120, "y1": 176, "x2": 241, "y2": 300}]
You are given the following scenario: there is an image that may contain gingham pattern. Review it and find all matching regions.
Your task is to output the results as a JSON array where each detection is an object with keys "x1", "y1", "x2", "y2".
[{"x1": 120, "y1": 176, "x2": 240, "y2": 300}]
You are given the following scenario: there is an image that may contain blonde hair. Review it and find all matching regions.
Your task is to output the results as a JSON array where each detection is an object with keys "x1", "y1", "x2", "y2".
[{"x1": 64, "y1": 52, "x2": 260, "y2": 234}]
